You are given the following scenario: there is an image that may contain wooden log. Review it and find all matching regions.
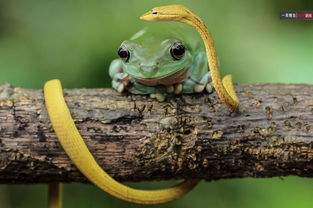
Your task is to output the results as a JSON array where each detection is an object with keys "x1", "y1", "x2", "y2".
[{"x1": 0, "y1": 83, "x2": 312, "y2": 184}]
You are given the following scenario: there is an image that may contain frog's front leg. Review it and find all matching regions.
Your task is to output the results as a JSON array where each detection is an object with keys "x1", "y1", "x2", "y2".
[
  {"x1": 181, "y1": 50, "x2": 213, "y2": 94},
  {"x1": 194, "y1": 72, "x2": 213, "y2": 93},
  {"x1": 182, "y1": 73, "x2": 213, "y2": 94},
  {"x1": 165, "y1": 72, "x2": 213, "y2": 96},
  {"x1": 109, "y1": 59, "x2": 130, "y2": 92}
]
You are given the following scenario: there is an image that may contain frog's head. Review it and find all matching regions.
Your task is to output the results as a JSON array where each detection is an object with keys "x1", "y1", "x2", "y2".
[{"x1": 117, "y1": 28, "x2": 193, "y2": 81}]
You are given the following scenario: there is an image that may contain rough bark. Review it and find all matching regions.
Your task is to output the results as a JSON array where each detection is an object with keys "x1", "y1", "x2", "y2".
[{"x1": 0, "y1": 82, "x2": 313, "y2": 184}]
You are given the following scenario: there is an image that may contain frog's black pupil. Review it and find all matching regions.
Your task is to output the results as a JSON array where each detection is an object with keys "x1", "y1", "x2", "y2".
[
  {"x1": 118, "y1": 48, "x2": 127, "y2": 58},
  {"x1": 118, "y1": 47, "x2": 129, "y2": 62},
  {"x1": 171, "y1": 43, "x2": 185, "y2": 60},
  {"x1": 173, "y1": 45, "x2": 185, "y2": 56}
]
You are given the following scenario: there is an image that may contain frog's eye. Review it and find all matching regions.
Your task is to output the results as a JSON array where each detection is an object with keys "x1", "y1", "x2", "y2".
[
  {"x1": 170, "y1": 42, "x2": 185, "y2": 60},
  {"x1": 118, "y1": 46, "x2": 130, "y2": 62}
]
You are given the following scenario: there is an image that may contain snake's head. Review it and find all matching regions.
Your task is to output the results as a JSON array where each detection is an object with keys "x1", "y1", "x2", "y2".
[{"x1": 140, "y1": 5, "x2": 192, "y2": 22}]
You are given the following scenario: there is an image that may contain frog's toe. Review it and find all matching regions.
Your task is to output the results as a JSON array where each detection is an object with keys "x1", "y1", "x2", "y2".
[
  {"x1": 150, "y1": 93, "x2": 165, "y2": 102},
  {"x1": 194, "y1": 83, "x2": 205, "y2": 93},
  {"x1": 117, "y1": 83, "x2": 126, "y2": 93},
  {"x1": 112, "y1": 80, "x2": 126, "y2": 93},
  {"x1": 206, "y1": 83, "x2": 213, "y2": 94},
  {"x1": 174, "y1": 83, "x2": 183, "y2": 94},
  {"x1": 166, "y1": 85, "x2": 174, "y2": 93}
]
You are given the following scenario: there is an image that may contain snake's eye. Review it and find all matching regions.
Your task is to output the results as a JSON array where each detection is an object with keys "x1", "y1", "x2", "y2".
[
  {"x1": 118, "y1": 46, "x2": 130, "y2": 62},
  {"x1": 170, "y1": 42, "x2": 185, "y2": 60}
]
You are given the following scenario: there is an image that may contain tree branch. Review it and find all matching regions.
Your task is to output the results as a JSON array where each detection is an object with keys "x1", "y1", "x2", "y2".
[{"x1": 0, "y1": 83, "x2": 312, "y2": 184}]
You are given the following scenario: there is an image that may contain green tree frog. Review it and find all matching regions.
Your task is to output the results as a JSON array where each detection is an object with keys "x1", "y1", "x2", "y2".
[{"x1": 109, "y1": 24, "x2": 213, "y2": 101}]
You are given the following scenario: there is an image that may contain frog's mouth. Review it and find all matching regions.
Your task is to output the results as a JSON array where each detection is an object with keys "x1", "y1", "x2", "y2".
[{"x1": 132, "y1": 68, "x2": 188, "y2": 86}]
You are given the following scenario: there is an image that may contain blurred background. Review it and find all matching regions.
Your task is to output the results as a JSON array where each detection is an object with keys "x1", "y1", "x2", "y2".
[{"x1": 0, "y1": 0, "x2": 313, "y2": 207}]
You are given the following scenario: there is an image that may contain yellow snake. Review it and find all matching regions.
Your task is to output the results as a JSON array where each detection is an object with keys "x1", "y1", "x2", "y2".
[
  {"x1": 140, "y1": 5, "x2": 240, "y2": 110},
  {"x1": 44, "y1": 5, "x2": 240, "y2": 208}
]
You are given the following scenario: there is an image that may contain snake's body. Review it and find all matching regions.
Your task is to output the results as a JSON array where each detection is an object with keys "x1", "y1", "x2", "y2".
[{"x1": 45, "y1": 5, "x2": 239, "y2": 208}]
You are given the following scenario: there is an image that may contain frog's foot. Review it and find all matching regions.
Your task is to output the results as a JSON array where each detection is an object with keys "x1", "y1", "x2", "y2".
[
  {"x1": 174, "y1": 83, "x2": 183, "y2": 94},
  {"x1": 112, "y1": 73, "x2": 130, "y2": 93},
  {"x1": 112, "y1": 80, "x2": 125, "y2": 93},
  {"x1": 150, "y1": 93, "x2": 165, "y2": 102},
  {"x1": 194, "y1": 82, "x2": 213, "y2": 93},
  {"x1": 109, "y1": 59, "x2": 131, "y2": 93},
  {"x1": 194, "y1": 82, "x2": 213, "y2": 94},
  {"x1": 194, "y1": 72, "x2": 212, "y2": 93},
  {"x1": 166, "y1": 84, "x2": 182, "y2": 94}
]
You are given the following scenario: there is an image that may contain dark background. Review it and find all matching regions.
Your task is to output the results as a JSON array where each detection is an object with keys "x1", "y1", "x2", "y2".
[{"x1": 0, "y1": 0, "x2": 313, "y2": 207}]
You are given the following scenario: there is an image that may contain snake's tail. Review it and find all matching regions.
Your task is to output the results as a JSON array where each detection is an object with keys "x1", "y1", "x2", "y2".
[
  {"x1": 48, "y1": 183, "x2": 62, "y2": 208},
  {"x1": 222, "y1": 75, "x2": 239, "y2": 106},
  {"x1": 44, "y1": 79, "x2": 200, "y2": 205}
]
